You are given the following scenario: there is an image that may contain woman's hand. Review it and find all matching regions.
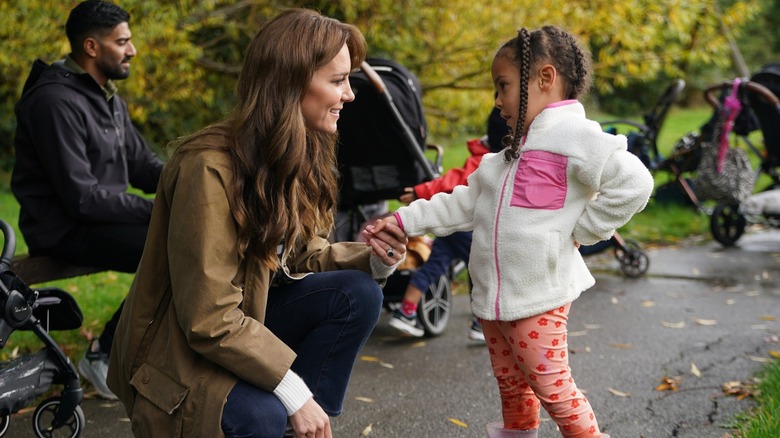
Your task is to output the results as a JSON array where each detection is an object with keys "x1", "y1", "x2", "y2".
[
  {"x1": 289, "y1": 398, "x2": 331, "y2": 438},
  {"x1": 361, "y1": 216, "x2": 408, "y2": 265}
]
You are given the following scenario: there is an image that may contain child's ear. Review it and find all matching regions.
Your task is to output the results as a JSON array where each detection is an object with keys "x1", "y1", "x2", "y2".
[{"x1": 538, "y1": 64, "x2": 557, "y2": 91}]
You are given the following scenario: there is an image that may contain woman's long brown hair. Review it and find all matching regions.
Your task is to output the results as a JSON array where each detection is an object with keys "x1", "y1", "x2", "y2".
[{"x1": 171, "y1": 9, "x2": 366, "y2": 269}]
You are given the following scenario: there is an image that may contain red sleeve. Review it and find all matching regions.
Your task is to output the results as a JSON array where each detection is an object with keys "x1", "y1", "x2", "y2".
[{"x1": 413, "y1": 139, "x2": 489, "y2": 200}]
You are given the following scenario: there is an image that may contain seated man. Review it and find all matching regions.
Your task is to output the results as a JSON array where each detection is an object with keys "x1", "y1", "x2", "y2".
[
  {"x1": 11, "y1": 0, "x2": 162, "y2": 399},
  {"x1": 389, "y1": 107, "x2": 509, "y2": 340}
]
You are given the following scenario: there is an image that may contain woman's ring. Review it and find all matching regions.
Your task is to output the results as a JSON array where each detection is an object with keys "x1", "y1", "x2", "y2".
[{"x1": 386, "y1": 248, "x2": 395, "y2": 258}]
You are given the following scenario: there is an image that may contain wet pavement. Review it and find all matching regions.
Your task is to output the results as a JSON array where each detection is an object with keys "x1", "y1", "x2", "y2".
[{"x1": 6, "y1": 227, "x2": 780, "y2": 437}]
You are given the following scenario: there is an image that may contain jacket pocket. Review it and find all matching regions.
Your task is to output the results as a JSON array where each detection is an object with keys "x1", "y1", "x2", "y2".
[
  {"x1": 511, "y1": 150, "x2": 568, "y2": 210},
  {"x1": 130, "y1": 363, "x2": 190, "y2": 436}
]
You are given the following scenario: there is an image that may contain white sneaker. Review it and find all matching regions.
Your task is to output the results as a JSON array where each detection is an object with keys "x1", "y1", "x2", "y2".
[
  {"x1": 78, "y1": 340, "x2": 118, "y2": 400},
  {"x1": 468, "y1": 317, "x2": 485, "y2": 343}
]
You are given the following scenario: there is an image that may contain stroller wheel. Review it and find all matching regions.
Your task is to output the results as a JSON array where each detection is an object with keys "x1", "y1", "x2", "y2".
[
  {"x1": 418, "y1": 273, "x2": 452, "y2": 336},
  {"x1": 32, "y1": 397, "x2": 85, "y2": 438},
  {"x1": 614, "y1": 239, "x2": 650, "y2": 278},
  {"x1": 710, "y1": 203, "x2": 746, "y2": 246},
  {"x1": 0, "y1": 415, "x2": 9, "y2": 437}
]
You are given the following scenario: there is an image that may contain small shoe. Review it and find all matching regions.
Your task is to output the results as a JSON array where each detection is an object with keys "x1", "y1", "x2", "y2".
[
  {"x1": 389, "y1": 309, "x2": 424, "y2": 337},
  {"x1": 78, "y1": 340, "x2": 118, "y2": 400},
  {"x1": 468, "y1": 317, "x2": 485, "y2": 342}
]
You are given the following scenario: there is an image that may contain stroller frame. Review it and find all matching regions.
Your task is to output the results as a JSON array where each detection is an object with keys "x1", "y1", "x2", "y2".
[
  {"x1": 334, "y1": 59, "x2": 456, "y2": 336},
  {"x1": 0, "y1": 219, "x2": 85, "y2": 437},
  {"x1": 706, "y1": 68, "x2": 780, "y2": 246}
]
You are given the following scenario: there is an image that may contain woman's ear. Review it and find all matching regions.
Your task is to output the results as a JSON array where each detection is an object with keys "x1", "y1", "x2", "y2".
[{"x1": 538, "y1": 64, "x2": 557, "y2": 91}]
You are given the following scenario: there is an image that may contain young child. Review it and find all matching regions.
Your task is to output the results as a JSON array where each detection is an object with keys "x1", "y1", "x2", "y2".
[{"x1": 363, "y1": 25, "x2": 653, "y2": 437}]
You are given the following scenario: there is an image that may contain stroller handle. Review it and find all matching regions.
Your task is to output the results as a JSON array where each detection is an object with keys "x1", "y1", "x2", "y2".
[
  {"x1": 358, "y1": 61, "x2": 439, "y2": 180},
  {"x1": 705, "y1": 80, "x2": 780, "y2": 109},
  {"x1": 0, "y1": 219, "x2": 16, "y2": 272}
]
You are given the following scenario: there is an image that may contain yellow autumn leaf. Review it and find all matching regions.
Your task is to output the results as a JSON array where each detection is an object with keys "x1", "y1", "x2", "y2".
[
  {"x1": 661, "y1": 320, "x2": 685, "y2": 329},
  {"x1": 360, "y1": 356, "x2": 380, "y2": 362},
  {"x1": 449, "y1": 418, "x2": 469, "y2": 428},
  {"x1": 607, "y1": 387, "x2": 631, "y2": 397},
  {"x1": 411, "y1": 341, "x2": 427, "y2": 348},
  {"x1": 641, "y1": 300, "x2": 655, "y2": 307},
  {"x1": 690, "y1": 362, "x2": 701, "y2": 378},
  {"x1": 354, "y1": 397, "x2": 374, "y2": 403},
  {"x1": 694, "y1": 318, "x2": 717, "y2": 326},
  {"x1": 769, "y1": 350, "x2": 780, "y2": 359},
  {"x1": 759, "y1": 315, "x2": 777, "y2": 321},
  {"x1": 361, "y1": 423, "x2": 373, "y2": 436}
]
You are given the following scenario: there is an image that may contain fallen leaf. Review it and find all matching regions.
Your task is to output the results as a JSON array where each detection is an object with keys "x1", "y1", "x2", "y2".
[
  {"x1": 692, "y1": 268, "x2": 700, "y2": 275},
  {"x1": 354, "y1": 397, "x2": 374, "y2": 403},
  {"x1": 449, "y1": 418, "x2": 469, "y2": 428},
  {"x1": 748, "y1": 356, "x2": 772, "y2": 363},
  {"x1": 746, "y1": 291, "x2": 760, "y2": 297},
  {"x1": 690, "y1": 362, "x2": 701, "y2": 378},
  {"x1": 610, "y1": 297, "x2": 619, "y2": 304},
  {"x1": 661, "y1": 320, "x2": 685, "y2": 329},
  {"x1": 608, "y1": 343, "x2": 632, "y2": 349},
  {"x1": 380, "y1": 362, "x2": 394, "y2": 369},
  {"x1": 568, "y1": 330, "x2": 588, "y2": 337},
  {"x1": 694, "y1": 318, "x2": 717, "y2": 326},
  {"x1": 722, "y1": 380, "x2": 757, "y2": 400},
  {"x1": 582, "y1": 323, "x2": 601, "y2": 330},
  {"x1": 641, "y1": 300, "x2": 655, "y2": 307},
  {"x1": 656, "y1": 376, "x2": 681, "y2": 392},
  {"x1": 411, "y1": 341, "x2": 426, "y2": 348},
  {"x1": 725, "y1": 299, "x2": 736, "y2": 305},
  {"x1": 607, "y1": 387, "x2": 631, "y2": 397},
  {"x1": 361, "y1": 423, "x2": 373, "y2": 436},
  {"x1": 769, "y1": 350, "x2": 780, "y2": 359},
  {"x1": 759, "y1": 315, "x2": 777, "y2": 321},
  {"x1": 360, "y1": 356, "x2": 380, "y2": 362}
]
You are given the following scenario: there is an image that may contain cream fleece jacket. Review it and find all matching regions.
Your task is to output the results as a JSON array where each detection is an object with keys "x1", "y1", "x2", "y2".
[{"x1": 395, "y1": 101, "x2": 654, "y2": 321}]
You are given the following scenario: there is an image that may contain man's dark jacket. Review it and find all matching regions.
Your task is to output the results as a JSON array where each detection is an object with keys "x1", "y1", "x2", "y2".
[{"x1": 11, "y1": 59, "x2": 163, "y2": 252}]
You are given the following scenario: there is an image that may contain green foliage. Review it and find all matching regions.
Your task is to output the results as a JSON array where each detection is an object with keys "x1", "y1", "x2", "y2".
[
  {"x1": 733, "y1": 360, "x2": 780, "y2": 437},
  {"x1": 0, "y1": 0, "x2": 774, "y2": 170}
]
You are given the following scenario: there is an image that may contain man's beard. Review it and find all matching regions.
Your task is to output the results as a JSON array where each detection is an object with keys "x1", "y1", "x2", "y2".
[{"x1": 99, "y1": 58, "x2": 131, "y2": 80}]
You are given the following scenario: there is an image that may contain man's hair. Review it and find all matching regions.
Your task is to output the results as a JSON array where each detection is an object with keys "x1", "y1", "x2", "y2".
[{"x1": 66, "y1": 0, "x2": 130, "y2": 53}]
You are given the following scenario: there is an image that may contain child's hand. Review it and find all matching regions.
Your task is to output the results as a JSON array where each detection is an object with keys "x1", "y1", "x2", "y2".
[
  {"x1": 361, "y1": 216, "x2": 407, "y2": 265},
  {"x1": 399, "y1": 187, "x2": 416, "y2": 205}
]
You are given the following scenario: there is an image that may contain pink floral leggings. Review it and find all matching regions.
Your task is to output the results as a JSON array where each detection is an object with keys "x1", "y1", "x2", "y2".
[{"x1": 481, "y1": 303, "x2": 602, "y2": 437}]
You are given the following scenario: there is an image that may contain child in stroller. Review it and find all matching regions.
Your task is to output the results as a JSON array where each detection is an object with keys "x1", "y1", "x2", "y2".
[{"x1": 0, "y1": 219, "x2": 85, "y2": 437}]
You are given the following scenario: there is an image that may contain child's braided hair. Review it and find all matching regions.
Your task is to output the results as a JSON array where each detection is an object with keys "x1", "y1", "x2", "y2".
[{"x1": 501, "y1": 25, "x2": 593, "y2": 162}]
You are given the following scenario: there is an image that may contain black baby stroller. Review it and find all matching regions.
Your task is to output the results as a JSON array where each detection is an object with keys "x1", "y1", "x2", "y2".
[
  {"x1": 704, "y1": 62, "x2": 780, "y2": 245},
  {"x1": 0, "y1": 219, "x2": 85, "y2": 437},
  {"x1": 579, "y1": 81, "x2": 689, "y2": 278},
  {"x1": 335, "y1": 58, "x2": 456, "y2": 336}
]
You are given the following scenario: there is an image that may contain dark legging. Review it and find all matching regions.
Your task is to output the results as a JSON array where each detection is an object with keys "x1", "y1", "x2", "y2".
[{"x1": 40, "y1": 222, "x2": 148, "y2": 353}]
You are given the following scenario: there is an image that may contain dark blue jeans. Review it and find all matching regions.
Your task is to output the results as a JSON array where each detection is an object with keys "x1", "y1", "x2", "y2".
[
  {"x1": 409, "y1": 231, "x2": 472, "y2": 292},
  {"x1": 221, "y1": 270, "x2": 383, "y2": 438}
]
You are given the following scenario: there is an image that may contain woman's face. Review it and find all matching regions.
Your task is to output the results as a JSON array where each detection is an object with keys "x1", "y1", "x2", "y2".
[{"x1": 301, "y1": 43, "x2": 355, "y2": 134}]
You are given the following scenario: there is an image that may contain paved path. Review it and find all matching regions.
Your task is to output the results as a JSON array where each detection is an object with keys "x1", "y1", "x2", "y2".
[{"x1": 6, "y1": 228, "x2": 779, "y2": 437}]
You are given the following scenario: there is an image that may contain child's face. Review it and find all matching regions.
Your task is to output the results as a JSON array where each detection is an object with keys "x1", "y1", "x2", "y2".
[{"x1": 492, "y1": 54, "x2": 550, "y2": 137}]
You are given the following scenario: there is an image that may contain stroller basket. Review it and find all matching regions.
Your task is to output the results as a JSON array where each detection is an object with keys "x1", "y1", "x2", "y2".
[{"x1": 0, "y1": 349, "x2": 57, "y2": 416}]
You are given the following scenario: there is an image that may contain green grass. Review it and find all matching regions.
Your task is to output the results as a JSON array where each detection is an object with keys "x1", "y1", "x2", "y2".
[{"x1": 731, "y1": 360, "x2": 780, "y2": 437}]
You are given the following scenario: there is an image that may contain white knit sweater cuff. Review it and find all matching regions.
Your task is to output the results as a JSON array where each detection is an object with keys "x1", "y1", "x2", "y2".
[
  {"x1": 273, "y1": 369, "x2": 313, "y2": 415},
  {"x1": 370, "y1": 252, "x2": 403, "y2": 280}
]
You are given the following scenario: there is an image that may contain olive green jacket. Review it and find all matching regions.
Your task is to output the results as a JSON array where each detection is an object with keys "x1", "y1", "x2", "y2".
[{"x1": 107, "y1": 142, "x2": 374, "y2": 437}]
